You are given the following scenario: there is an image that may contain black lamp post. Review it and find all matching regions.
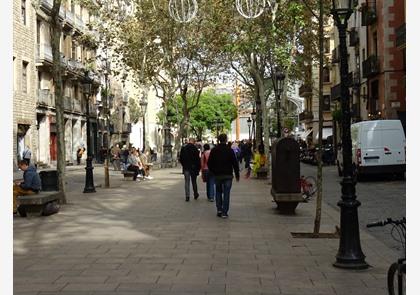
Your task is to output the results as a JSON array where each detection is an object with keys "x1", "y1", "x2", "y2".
[
  {"x1": 331, "y1": 0, "x2": 367, "y2": 269},
  {"x1": 247, "y1": 117, "x2": 252, "y2": 140},
  {"x1": 82, "y1": 71, "x2": 96, "y2": 193},
  {"x1": 274, "y1": 67, "x2": 286, "y2": 138},
  {"x1": 139, "y1": 96, "x2": 148, "y2": 153},
  {"x1": 163, "y1": 109, "x2": 174, "y2": 167}
]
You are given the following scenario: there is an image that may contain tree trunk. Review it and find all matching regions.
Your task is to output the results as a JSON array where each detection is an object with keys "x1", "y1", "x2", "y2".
[
  {"x1": 51, "y1": 0, "x2": 66, "y2": 204},
  {"x1": 314, "y1": 0, "x2": 324, "y2": 234}
]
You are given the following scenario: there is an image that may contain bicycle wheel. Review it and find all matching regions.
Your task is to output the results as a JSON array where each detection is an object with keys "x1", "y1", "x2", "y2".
[
  {"x1": 387, "y1": 262, "x2": 406, "y2": 295},
  {"x1": 304, "y1": 176, "x2": 317, "y2": 196}
]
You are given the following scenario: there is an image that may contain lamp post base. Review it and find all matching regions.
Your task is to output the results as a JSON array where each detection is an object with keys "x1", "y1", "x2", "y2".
[{"x1": 83, "y1": 157, "x2": 96, "y2": 193}]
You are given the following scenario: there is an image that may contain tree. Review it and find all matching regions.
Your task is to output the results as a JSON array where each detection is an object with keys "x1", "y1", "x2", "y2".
[{"x1": 157, "y1": 89, "x2": 237, "y2": 139}]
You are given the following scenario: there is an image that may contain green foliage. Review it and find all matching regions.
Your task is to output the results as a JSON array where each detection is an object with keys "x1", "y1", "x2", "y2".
[
  {"x1": 157, "y1": 89, "x2": 237, "y2": 138},
  {"x1": 128, "y1": 97, "x2": 141, "y2": 124}
]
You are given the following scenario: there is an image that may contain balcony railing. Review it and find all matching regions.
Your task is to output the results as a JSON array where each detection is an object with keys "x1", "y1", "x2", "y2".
[
  {"x1": 331, "y1": 47, "x2": 340, "y2": 63},
  {"x1": 36, "y1": 43, "x2": 53, "y2": 63},
  {"x1": 65, "y1": 10, "x2": 75, "y2": 26},
  {"x1": 351, "y1": 71, "x2": 361, "y2": 87},
  {"x1": 396, "y1": 23, "x2": 405, "y2": 48},
  {"x1": 37, "y1": 89, "x2": 55, "y2": 107},
  {"x1": 298, "y1": 111, "x2": 314, "y2": 122},
  {"x1": 362, "y1": 55, "x2": 380, "y2": 78},
  {"x1": 299, "y1": 84, "x2": 312, "y2": 97},
  {"x1": 352, "y1": 103, "x2": 361, "y2": 119},
  {"x1": 75, "y1": 16, "x2": 85, "y2": 31},
  {"x1": 39, "y1": 0, "x2": 53, "y2": 12},
  {"x1": 73, "y1": 98, "x2": 82, "y2": 112},
  {"x1": 361, "y1": 1, "x2": 377, "y2": 26},
  {"x1": 64, "y1": 96, "x2": 73, "y2": 111},
  {"x1": 349, "y1": 28, "x2": 359, "y2": 47}
]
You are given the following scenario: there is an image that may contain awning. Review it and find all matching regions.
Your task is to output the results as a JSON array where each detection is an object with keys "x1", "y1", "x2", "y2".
[
  {"x1": 300, "y1": 129, "x2": 313, "y2": 140},
  {"x1": 316, "y1": 127, "x2": 333, "y2": 140}
]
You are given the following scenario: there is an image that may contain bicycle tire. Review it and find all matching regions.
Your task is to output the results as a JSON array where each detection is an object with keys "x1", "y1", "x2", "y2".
[
  {"x1": 387, "y1": 262, "x2": 406, "y2": 295},
  {"x1": 304, "y1": 176, "x2": 317, "y2": 196}
]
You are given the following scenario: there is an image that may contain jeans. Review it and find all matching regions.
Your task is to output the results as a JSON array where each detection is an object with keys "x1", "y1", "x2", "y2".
[
  {"x1": 203, "y1": 170, "x2": 215, "y2": 200},
  {"x1": 184, "y1": 170, "x2": 198, "y2": 198},
  {"x1": 215, "y1": 178, "x2": 233, "y2": 215}
]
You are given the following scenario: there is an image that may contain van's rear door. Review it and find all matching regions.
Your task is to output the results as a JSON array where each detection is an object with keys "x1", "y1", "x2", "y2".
[
  {"x1": 361, "y1": 130, "x2": 383, "y2": 166},
  {"x1": 381, "y1": 129, "x2": 405, "y2": 166}
]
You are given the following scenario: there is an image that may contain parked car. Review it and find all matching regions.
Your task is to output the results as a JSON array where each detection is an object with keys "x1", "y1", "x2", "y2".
[{"x1": 336, "y1": 120, "x2": 406, "y2": 179}]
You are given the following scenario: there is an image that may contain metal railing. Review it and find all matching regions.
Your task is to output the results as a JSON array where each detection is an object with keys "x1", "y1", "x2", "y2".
[
  {"x1": 361, "y1": 1, "x2": 377, "y2": 26},
  {"x1": 349, "y1": 28, "x2": 359, "y2": 47},
  {"x1": 298, "y1": 111, "x2": 314, "y2": 122},
  {"x1": 75, "y1": 16, "x2": 85, "y2": 31},
  {"x1": 331, "y1": 83, "x2": 341, "y2": 101},
  {"x1": 73, "y1": 98, "x2": 82, "y2": 112},
  {"x1": 65, "y1": 10, "x2": 75, "y2": 25},
  {"x1": 37, "y1": 89, "x2": 55, "y2": 107},
  {"x1": 362, "y1": 55, "x2": 380, "y2": 78},
  {"x1": 36, "y1": 43, "x2": 53, "y2": 63},
  {"x1": 299, "y1": 84, "x2": 312, "y2": 97}
]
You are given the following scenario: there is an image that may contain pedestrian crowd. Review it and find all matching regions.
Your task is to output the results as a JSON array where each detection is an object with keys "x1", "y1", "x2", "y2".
[{"x1": 179, "y1": 134, "x2": 265, "y2": 219}]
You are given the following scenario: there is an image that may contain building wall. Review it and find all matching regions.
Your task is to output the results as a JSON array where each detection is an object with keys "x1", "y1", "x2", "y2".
[{"x1": 13, "y1": 0, "x2": 38, "y2": 169}]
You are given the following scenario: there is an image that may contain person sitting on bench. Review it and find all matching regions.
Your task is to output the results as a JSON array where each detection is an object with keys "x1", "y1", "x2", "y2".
[
  {"x1": 127, "y1": 148, "x2": 145, "y2": 181},
  {"x1": 13, "y1": 160, "x2": 41, "y2": 214}
]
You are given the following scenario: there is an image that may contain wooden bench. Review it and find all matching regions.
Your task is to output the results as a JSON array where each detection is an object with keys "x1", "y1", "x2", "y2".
[
  {"x1": 17, "y1": 192, "x2": 60, "y2": 217},
  {"x1": 121, "y1": 170, "x2": 136, "y2": 180}
]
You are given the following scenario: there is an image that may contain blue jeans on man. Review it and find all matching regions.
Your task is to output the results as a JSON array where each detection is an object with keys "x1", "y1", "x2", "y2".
[{"x1": 215, "y1": 177, "x2": 233, "y2": 216}]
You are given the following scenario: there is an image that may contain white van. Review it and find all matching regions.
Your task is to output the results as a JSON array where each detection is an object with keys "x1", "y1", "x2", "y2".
[{"x1": 336, "y1": 120, "x2": 406, "y2": 178}]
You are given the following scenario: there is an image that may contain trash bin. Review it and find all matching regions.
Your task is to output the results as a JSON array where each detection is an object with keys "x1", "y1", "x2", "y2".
[{"x1": 39, "y1": 170, "x2": 59, "y2": 191}]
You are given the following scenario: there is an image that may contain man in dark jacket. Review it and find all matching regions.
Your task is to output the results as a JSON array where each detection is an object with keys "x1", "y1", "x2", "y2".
[
  {"x1": 13, "y1": 160, "x2": 42, "y2": 214},
  {"x1": 208, "y1": 134, "x2": 240, "y2": 218},
  {"x1": 179, "y1": 137, "x2": 201, "y2": 202}
]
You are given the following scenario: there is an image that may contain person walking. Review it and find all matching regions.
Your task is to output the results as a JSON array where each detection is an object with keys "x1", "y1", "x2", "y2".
[
  {"x1": 208, "y1": 134, "x2": 240, "y2": 218},
  {"x1": 201, "y1": 143, "x2": 215, "y2": 202},
  {"x1": 179, "y1": 137, "x2": 201, "y2": 202},
  {"x1": 242, "y1": 140, "x2": 253, "y2": 178}
]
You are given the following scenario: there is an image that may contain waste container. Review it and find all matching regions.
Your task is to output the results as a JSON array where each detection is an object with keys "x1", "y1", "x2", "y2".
[{"x1": 39, "y1": 170, "x2": 59, "y2": 191}]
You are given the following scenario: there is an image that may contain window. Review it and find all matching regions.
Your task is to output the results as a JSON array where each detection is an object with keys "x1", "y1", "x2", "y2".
[
  {"x1": 323, "y1": 95, "x2": 331, "y2": 111},
  {"x1": 22, "y1": 61, "x2": 28, "y2": 93},
  {"x1": 324, "y1": 38, "x2": 330, "y2": 53},
  {"x1": 21, "y1": 0, "x2": 26, "y2": 25},
  {"x1": 323, "y1": 67, "x2": 330, "y2": 83}
]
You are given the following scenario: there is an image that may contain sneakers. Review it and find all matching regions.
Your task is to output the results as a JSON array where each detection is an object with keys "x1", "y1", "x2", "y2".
[
  {"x1": 221, "y1": 214, "x2": 228, "y2": 219},
  {"x1": 208, "y1": 198, "x2": 214, "y2": 202},
  {"x1": 194, "y1": 193, "x2": 199, "y2": 200},
  {"x1": 185, "y1": 197, "x2": 190, "y2": 202},
  {"x1": 217, "y1": 211, "x2": 222, "y2": 217},
  {"x1": 145, "y1": 176, "x2": 154, "y2": 180}
]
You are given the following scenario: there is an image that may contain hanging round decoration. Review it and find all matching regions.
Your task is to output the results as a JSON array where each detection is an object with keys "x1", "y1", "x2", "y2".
[
  {"x1": 168, "y1": 0, "x2": 198, "y2": 23},
  {"x1": 236, "y1": 0, "x2": 266, "y2": 19}
]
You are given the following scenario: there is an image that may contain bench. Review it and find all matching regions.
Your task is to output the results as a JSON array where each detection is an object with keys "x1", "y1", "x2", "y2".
[
  {"x1": 256, "y1": 167, "x2": 269, "y2": 179},
  {"x1": 121, "y1": 170, "x2": 136, "y2": 180},
  {"x1": 17, "y1": 192, "x2": 60, "y2": 217}
]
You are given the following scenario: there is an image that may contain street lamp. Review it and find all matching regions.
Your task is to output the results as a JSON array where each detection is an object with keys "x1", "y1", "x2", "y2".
[
  {"x1": 82, "y1": 71, "x2": 96, "y2": 193},
  {"x1": 274, "y1": 67, "x2": 285, "y2": 138},
  {"x1": 139, "y1": 95, "x2": 148, "y2": 153},
  {"x1": 163, "y1": 109, "x2": 174, "y2": 167},
  {"x1": 247, "y1": 117, "x2": 252, "y2": 140},
  {"x1": 331, "y1": 0, "x2": 367, "y2": 269}
]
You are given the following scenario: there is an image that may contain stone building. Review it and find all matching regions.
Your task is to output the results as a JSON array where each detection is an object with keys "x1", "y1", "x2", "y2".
[{"x1": 13, "y1": 0, "x2": 37, "y2": 169}]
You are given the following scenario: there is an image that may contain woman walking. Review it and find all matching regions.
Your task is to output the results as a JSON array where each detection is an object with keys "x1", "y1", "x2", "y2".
[{"x1": 201, "y1": 143, "x2": 215, "y2": 202}]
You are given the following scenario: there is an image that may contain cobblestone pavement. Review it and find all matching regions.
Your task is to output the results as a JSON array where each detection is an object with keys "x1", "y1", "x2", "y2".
[
  {"x1": 300, "y1": 163, "x2": 406, "y2": 255},
  {"x1": 14, "y1": 165, "x2": 400, "y2": 294}
]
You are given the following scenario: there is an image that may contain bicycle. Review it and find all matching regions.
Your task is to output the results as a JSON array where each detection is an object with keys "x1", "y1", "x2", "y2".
[
  {"x1": 367, "y1": 218, "x2": 406, "y2": 295},
  {"x1": 300, "y1": 175, "x2": 317, "y2": 201}
]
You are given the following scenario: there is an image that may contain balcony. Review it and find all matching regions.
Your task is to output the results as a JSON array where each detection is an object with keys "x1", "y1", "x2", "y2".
[
  {"x1": 362, "y1": 55, "x2": 379, "y2": 78},
  {"x1": 36, "y1": 43, "x2": 53, "y2": 64},
  {"x1": 37, "y1": 89, "x2": 55, "y2": 107},
  {"x1": 64, "y1": 10, "x2": 75, "y2": 27},
  {"x1": 349, "y1": 28, "x2": 359, "y2": 47},
  {"x1": 396, "y1": 23, "x2": 405, "y2": 48},
  {"x1": 331, "y1": 83, "x2": 341, "y2": 101},
  {"x1": 298, "y1": 111, "x2": 314, "y2": 122},
  {"x1": 73, "y1": 98, "x2": 82, "y2": 112},
  {"x1": 39, "y1": 0, "x2": 65, "y2": 19},
  {"x1": 75, "y1": 16, "x2": 85, "y2": 32},
  {"x1": 64, "y1": 96, "x2": 73, "y2": 111},
  {"x1": 67, "y1": 58, "x2": 84, "y2": 74},
  {"x1": 352, "y1": 103, "x2": 361, "y2": 119},
  {"x1": 122, "y1": 123, "x2": 132, "y2": 134},
  {"x1": 361, "y1": 1, "x2": 377, "y2": 26},
  {"x1": 351, "y1": 71, "x2": 361, "y2": 87},
  {"x1": 299, "y1": 84, "x2": 312, "y2": 97}
]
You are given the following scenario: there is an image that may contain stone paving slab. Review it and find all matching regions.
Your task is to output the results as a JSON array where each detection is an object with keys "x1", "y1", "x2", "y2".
[{"x1": 13, "y1": 166, "x2": 396, "y2": 294}]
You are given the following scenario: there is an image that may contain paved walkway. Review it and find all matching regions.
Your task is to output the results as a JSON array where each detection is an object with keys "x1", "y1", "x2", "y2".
[{"x1": 14, "y1": 166, "x2": 398, "y2": 295}]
